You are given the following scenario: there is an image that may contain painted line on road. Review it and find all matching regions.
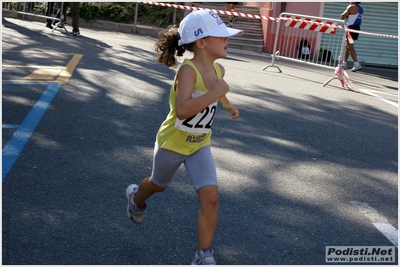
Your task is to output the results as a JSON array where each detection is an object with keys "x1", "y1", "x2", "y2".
[
  {"x1": 358, "y1": 89, "x2": 398, "y2": 108},
  {"x1": 55, "y1": 54, "x2": 83, "y2": 84},
  {"x1": 2, "y1": 54, "x2": 83, "y2": 84},
  {"x1": 351, "y1": 201, "x2": 398, "y2": 248},
  {"x1": 2, "y1": 124, "x2": 20, "y2": 129},
  {"x1": 2, "y1": 65, "x2": 63, "y2": 69},
  {"x1": 2, "y1": 83, "x2": 61, "y2": 181},
  {"x1": 2, "y1": 50, "x2": 76, "y2": 55},
  {"x1": 2, "y1": 53, "x2": 83, "y2": 181},
  {"x1": 2, "y1": 82, "x2": 55, "y2": 85}
]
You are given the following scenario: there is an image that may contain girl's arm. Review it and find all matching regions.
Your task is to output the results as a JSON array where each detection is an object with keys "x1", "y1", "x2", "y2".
[
  {"x1": 219, "y1": 95, "x2": 240, "y2": 119},
  {"x1": 175, "y1": 65, "x2": 229, "y2": 120},
  {"x1": 216, "y1": 63, "x2": 240, "y2": 119}
]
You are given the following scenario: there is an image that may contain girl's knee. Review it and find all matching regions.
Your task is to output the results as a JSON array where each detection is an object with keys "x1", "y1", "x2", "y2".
[
  {"x1": 148, "y1": 178, "x2": 167, "y2": 193},
  {"x1": 152, "y1": 182, "x2": 167, "y2": 193},
  {"x1": 198, "y1": 186, "x2": 219, "y2": 205}
]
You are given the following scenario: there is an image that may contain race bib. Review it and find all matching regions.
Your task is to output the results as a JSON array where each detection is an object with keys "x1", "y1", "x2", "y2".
[{"x1": 175, "y1": 90, "x2": 217, "y2": 133}]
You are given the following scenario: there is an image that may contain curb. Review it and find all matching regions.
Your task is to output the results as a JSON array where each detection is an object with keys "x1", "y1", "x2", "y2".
[
  {"x1": 78, "y1": 18, "x2": 162, "y2": 39},
  {"x1": 2, "y1": 9, "x2": 162, "y2": 38}
]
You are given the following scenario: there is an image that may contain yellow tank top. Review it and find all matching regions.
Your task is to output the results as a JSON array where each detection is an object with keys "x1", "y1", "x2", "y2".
[{"x1": 156, "y1": 58, "x2": 222, "y2": 156}]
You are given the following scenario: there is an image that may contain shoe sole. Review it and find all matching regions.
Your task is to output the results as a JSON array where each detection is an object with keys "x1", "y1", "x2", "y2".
[{"x1": 351, "y1": 68, "x2": 362, "y2": 72}]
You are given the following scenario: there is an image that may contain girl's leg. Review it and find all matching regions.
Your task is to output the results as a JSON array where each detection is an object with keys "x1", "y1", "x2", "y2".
[
  {"x1": 197, "y1": 185, "x2": 219, "y2": 251},
  {"x1": 130, "y1": 142, "x2": 185, "y2": 208},
  {"x1": 184, "y1": 145, "x2": 219, "y2": 251},
  {"x1": 133, "y1": 176, "x2": 166, "y2": 208}
]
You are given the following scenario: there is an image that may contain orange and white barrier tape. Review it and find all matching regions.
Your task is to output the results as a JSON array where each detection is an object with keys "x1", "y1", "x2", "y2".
[
  {"x1": 284, "y1": 16, "x2": 337, "y2": 34},
  {"x1": 141, "y1": 2, "x2": 398, "y2": 39}
]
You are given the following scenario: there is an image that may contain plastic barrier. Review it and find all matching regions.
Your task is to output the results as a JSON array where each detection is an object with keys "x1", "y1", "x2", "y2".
[{"x1": 262, "y1": 12, "x2": 347, "y2": 74}]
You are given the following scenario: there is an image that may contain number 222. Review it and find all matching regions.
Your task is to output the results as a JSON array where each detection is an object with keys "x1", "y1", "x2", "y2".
[{"x1": 182, "y1": 106, "x2": 216, "y2": 129}]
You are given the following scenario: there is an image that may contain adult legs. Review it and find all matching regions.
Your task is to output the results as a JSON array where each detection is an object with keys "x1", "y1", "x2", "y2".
[
  {"x1": 344, "y1": 39, "x2": 358, "y2": 63},
  {"x1": 228, "y1": 4, "x2": 234, "y2": 19},
  {"x1": 226, "y1": 3, "x2": 234, "y2": 26},
  {"x1": 70, "y1": 2, "x2": 80, "y2": 33},
  {"x1": 344, "y1": 38, "x2": 362, "y2": 71},
  {"x1": 45, "y1": 2, "x2": 54, "y2": 27}
]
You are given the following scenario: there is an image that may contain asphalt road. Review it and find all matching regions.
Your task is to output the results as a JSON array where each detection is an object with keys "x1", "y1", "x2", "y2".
[{"x1": 2, "y1": 17, "x2": 398, "y2": 265}]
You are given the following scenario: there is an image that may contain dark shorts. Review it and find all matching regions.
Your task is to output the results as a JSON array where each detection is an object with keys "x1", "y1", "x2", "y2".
[
  {"x1": 227, "y1": 2, "x2": 238, "y2": 5},
  {"x1": 347, "y1": 24, "x2": 360, "y2": 41}
]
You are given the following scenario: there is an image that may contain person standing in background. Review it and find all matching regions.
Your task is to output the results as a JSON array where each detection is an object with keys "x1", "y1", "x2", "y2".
[
  {"x1": 70, "y1": 2, "x2": 80, "y2": 36},
  {"x1": 341, "y1": 2, "x2": 363, "y2": 72},
  {"x1": 45, "y1": 2, "x2": 55, "y2": 29},
  {"x1": 226, "y1": 2, "x2": 238, "y2": 27}
]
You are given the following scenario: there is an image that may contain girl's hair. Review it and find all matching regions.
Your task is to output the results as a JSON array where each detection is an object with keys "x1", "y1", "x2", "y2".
[{"x1": 154, "y1": 25, "x2": 194, "y2": 67}]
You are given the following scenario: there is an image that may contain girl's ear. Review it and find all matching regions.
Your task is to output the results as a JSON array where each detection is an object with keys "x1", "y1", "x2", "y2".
[{"x1": 195, "y1": 38, "x2": 207, "y2": 49}]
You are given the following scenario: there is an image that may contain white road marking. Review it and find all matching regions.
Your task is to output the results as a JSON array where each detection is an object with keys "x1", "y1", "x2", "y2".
[
  {"x1": 351, "y1": 201, "x2": 398, "y2": 248},
  {"x1": 373, "y1": 223, "x2": 398, "y2": 248},
  {"x1": 358, "y1": 89, "x2": 398, "y2": 108}
]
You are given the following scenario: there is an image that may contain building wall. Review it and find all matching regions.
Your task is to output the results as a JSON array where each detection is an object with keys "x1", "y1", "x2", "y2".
[
  {"x1": 245, "y1": 2, "x2": 398, "y2": 66},
  {"x1": 246, "y1": 2, "x2": 324, "y2": 53}
]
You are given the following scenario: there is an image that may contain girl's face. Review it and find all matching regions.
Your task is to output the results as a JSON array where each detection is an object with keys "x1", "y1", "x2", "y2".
[{"x1": 204, "y1": 36, "x2": 230, "y2": 58}]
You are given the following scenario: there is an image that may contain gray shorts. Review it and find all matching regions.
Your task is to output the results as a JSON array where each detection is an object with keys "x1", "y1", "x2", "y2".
[{"x1": 151, "y1": 142, "x2": 218, "y2": 191}]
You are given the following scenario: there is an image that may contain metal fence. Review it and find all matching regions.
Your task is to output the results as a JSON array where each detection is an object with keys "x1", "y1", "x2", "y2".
[
  {"x1": 263, "y1": 12, "x2": 347, "y2": 73},
  {"x1": 2, "y1": 2, "x2": 62, "y2": 24}
]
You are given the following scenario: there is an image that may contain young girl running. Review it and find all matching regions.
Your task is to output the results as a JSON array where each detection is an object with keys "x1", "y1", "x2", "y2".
[{"x1": 125, "y1": 10, "x2": 242, "y2": 265}]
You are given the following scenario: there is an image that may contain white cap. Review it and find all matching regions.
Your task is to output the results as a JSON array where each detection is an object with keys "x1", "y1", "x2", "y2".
[{"x1": 178, "y1": 10, "x2": 243, "y2": 46}]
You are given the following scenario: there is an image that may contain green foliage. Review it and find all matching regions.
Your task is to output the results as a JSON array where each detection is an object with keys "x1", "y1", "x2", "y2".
[
  {"x1": 3, "y1": 2, "x2": 25, "y2": 11},
  {"x1": 79, "y1": 2, "x2": 104, "y2": 21},
  {"x1": 79, "y1": 2, "x2": 184, "y2": 26},
  {"x1": 3, "y1": 2, "x2": 46, "y2": 14},
  {"x1": 3, "y1": 1, "x2": 184, "y2": 26}
]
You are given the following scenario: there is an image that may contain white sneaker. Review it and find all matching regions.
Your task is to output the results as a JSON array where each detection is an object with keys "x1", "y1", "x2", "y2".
[
  {"x1": 226, "y1": 21, "x2": 233, "y2": 27},
  {"x1": 191, "y1": 249, "x2": 216, "y2": 265},
  {"x1": 342, "y1": 61, "x2": 347, "y2": 69},
  {"x1": 351, "y1": 62, "x2": 362, "y2": 72},
  {"x1": 126, "y1": 184, "x2": 146, "y2": 224}
]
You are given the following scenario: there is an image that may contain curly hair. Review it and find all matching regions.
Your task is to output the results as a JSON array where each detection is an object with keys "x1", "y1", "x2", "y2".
[{"x1": 154, "y1": 25, "x2": 194, "y2": 68}]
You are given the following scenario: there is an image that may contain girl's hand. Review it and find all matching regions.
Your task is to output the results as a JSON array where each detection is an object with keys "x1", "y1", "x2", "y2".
[
  {"x1": 222, "y1": 102, "x2": 240, "y2": 119},
  {"x1": 210, "y1": 78, "x2": 230, "y2": 99}
]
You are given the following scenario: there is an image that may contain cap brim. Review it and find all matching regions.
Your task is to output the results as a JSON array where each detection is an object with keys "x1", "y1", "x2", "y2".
[{"x1": 209, "y1": 27, "x2": 243, "y2": 38}]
